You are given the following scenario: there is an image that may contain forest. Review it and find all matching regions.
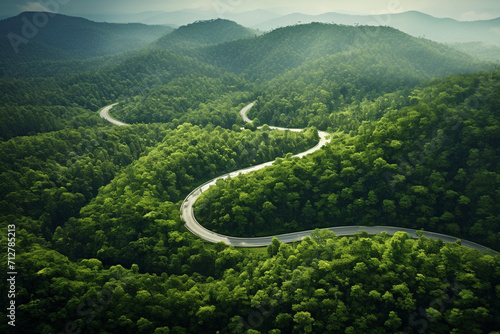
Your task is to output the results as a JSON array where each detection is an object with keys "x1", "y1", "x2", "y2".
[
  {"x1": 0, "y1": 12, "x2": 172, "y2": 63},
  {"x1": 196, "y1": 72, "x2": 500, "y2": 251},
  {"x1": 0, "y1": 14, "x2": 499, "y2": 334}
]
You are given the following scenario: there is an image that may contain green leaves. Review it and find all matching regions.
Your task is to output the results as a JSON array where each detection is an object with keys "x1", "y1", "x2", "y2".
[{"x1": 194, "y1": 72, "x2": 500, "y2": 252}]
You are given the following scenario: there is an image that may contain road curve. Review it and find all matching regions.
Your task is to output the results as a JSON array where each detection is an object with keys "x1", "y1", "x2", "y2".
[
  {"x1": 239, "y1": 103, "x2": 253, "y2": 123},
  {"x1": 99, "y1": 102, "x2": 498, "y2": 254},
  {"x1": 181, "y1": 103, "x2": 498, "y2": 255},
  {"x1": 100, "y1": 103, "x2": 129, "y2": 126}
]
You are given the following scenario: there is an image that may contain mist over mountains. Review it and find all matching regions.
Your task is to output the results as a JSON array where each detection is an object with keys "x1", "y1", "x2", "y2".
[
  {"x1": 81, "y1": 9, "x2": 282, "y2": 28},
  {"x1": 254, "y1": 10, "x2": 500, "y2": 45},
  {"x1": 1, "y1": 9, "x2": 498, "y2": 77},
  {"x1": 1, "y1": 5, "x2": 500, "y2": 334},
  {"x1": 78, "y1": 9, "x2": 500, "y2": 45},
  {"x1": 1, "y1": 11, "x2": 494, "y2": 79}
]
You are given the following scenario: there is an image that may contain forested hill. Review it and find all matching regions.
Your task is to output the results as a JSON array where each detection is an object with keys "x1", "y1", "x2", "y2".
[
  {"x1": 0, "y1": 12, "x2": 172, "y2": 62},
  {"x1": 196, "y1": 72, "x2": 500, "y2": 251},
  {"x1": 0, "y1": 49, "x2": 247, "y2": 135},
  {"x1": 155, "y1": 18, "x2": 256, "y2": 50},
  {"x1": 193, "y1": 22, "x2": 484, "y2": 80},
  {"x1": 0, "y1": 17, "x2": 255, "y2": 78},
  {"x1": 108, "y1": 22, "x2": 487, "y2": 126},
  {"x1": 0, "y1": 12, "x2": 499, "y2": 333},
  {"x1": 255, "y1": 11, "x2": 500, "y2": 46},
  {"x1": 242, "y1": 37, "x2": 485, "y2": 130},
  {"x1": 66, "y1": 21, "x2": 492, "y2": 127},
  {"x1": 1, "y1": 18, "x2": 487, "y2": 80}
]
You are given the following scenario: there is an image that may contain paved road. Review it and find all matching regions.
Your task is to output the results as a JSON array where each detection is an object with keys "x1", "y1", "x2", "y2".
[
  {"x1": 239, "y1": 103, "x2": 254, "y2": 123},
  {"x1": 182, "y1": 103, "x2": 498, "y2": 254},
  {"x1": 100, "y1": 103, "x2": 129, "y2": 126},
  {"x1": 99, "y1": 102, "x2": 497, "y2": 254}
]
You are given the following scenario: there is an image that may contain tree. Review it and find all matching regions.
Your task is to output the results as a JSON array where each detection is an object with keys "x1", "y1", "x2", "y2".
[
  {"x1": 196, "y1": 305, "x2": 216, "y2": 325},
  {"x1": 293, "y1": 311, "x2": 314, "y2": 333},
  {"x1": 384, "y1": 311, "x2": 402, "y2": 330},
  {"x1": 268, "y1": 238, "x2": 281, "y2": 257},
  {"x1": 137, "y1": 317, "x2": 153, "y2": 332}
]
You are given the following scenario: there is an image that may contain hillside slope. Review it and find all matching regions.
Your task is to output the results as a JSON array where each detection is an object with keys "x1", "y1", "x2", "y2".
[
  {"x1": 451, "y1": 41, "x2": 500, "y2": 63},
  {"x1": 256, "y1": 11, "x2": 500, "y2": 45},
  {"x1": 100, "y1": 22, "x2": 486, "y2": 125},
  {"x1": 196, "y1": 72, "x2": 500, "y2": 252},
  {"x1": 0, "y1": 12, "x2": 172, "y2": 61},
  {"x1": 155, "y1": 18, "x2": 255, "y2": 50},
  {"x1": 194, "y1": 23, "x2": 483, "y2": 80},
  {"x1": 0, "y1": 12, "x2": 499, "y2": 334}
]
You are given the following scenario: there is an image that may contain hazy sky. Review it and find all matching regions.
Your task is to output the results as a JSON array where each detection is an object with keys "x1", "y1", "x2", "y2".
[{"x1": 2, "y1": 0, "x2": 500, "y2": 21}]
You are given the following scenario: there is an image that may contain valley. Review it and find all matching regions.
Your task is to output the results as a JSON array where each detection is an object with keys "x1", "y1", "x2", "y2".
[{"x1": 0, "y1": 9, "x2": 499, "y2": 334}]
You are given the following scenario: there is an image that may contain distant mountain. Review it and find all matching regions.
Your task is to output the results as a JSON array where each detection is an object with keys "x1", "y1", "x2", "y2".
[
  {"x1": 155, "y1": 19, "x2": 256, "y2": 50},
  {"x1": 224, "y1": 10, "x2": 282, "y2": 28},
  {"x1": 0, "y1": 12, "x2": 173, "y2": 62},
  {"x1": 255, "y1": 11, "x2": 500, "y2": 45},
  {"x1": 82, "y1": 9, "x2": 280, "y2": 28},
  {"x1": 83, "y1": 9, "x2": 214, "y2": 26},
  {"x1": 194, "y1": 22, "x2": 483, "y2": 81}
]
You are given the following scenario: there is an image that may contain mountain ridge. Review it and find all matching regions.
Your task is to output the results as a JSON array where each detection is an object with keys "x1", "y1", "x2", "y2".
[
  {"x1": 154, "y1": 18, "x2": 256, "y2": 50},
  {"x1": 0, "y1": 11, "x2": 173, "y2": 61},
  {"x1": 192, "y1": 22, "x2": 484, "y2": 81},
  {"x1": 255, "y1": 10, "x2": 500, "y2": 45},
  {"x1": 1, "y1": 6, "x2": 500, "y2": 334}
]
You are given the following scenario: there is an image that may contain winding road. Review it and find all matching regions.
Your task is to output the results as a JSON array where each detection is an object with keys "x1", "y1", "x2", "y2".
[
  {"x1": 101, "y1": 103, "x2": 499, "y2": 254},
  {"x1": 100, "y1": 103, "x2": 129, "y2": 126}
]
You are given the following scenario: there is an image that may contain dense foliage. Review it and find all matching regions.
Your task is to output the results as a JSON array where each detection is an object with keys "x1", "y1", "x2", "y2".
[
  {"x1": 0, "y1": 104, "x2": 106, "y2": 140},
  {"x1": 52, "y1": 124, "x2": 317, "y2": 273},
  {"x1": 0, "y1": 15, "x2": 499, "y2": 334},
  {"x1": 111, "y1": 78, "x2": 251, "y2": 127},
  {"x1": 0, "y1": 50, "x2": 239, "y2": 116},
  {"x1": 196, "y1": 73, "x2": 500, "y2": 251},
  {"x1": 194, "y1": 23, "x2": 484, "y2": 81},
  {"x1": 2, "y1": 231, "x2": 500, "y2": 333},
  {"x1": 0, "y1": 124, "x2": 171, "y2": 236}
]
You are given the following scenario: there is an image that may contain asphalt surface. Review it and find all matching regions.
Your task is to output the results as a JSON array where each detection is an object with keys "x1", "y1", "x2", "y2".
[
  {"x1": 100, "y1": 102, "x2": 498, "y2": 254},
  {"x1": 100, "y1": 103, "x2": 129, "y2": 126},
  {"x1": 181, "y1": 103, "x2": 498, "y2": 254}
]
